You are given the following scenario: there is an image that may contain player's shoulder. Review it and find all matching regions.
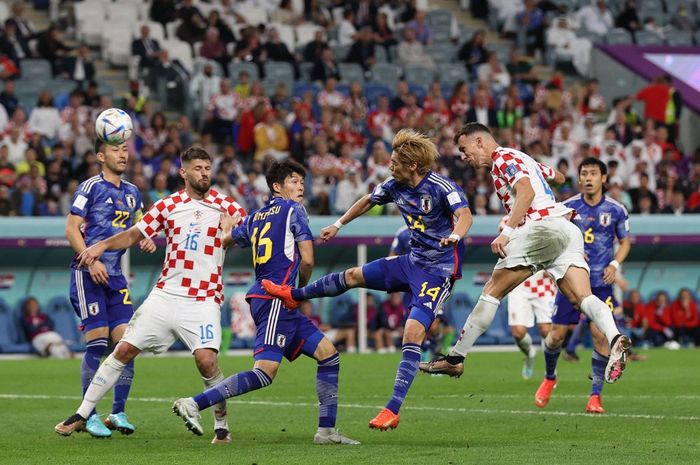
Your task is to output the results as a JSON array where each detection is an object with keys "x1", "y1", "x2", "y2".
[
  {"x1": 121, "y1": 179, "x2": 140, "y2": 194},
  {"x1": 603, "y1": 195, "x2": 629, "y2": 215},
  {"x1": 77, "y1": 175, "x2": 104, "y2": 194},
  {"x1": 379, "y1": 175, "x2": 396, "y2": 187},
  {"x1": 563, "y1": 193, "x2": 583, "y2": 207},
  {"x1": 208, "y1": 188, "x2": 245, "y2": 213},
  {"x1": 426, "y1": 171, "x2": 457, "y2": 193},
  {"x1": 493, "y1": 146, "x2": 529, "y2": 162}
]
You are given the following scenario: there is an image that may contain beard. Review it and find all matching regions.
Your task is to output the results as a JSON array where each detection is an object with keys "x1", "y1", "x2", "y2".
[{"x1": 190, "y1": 176, "x2": 211, "y2": 194}]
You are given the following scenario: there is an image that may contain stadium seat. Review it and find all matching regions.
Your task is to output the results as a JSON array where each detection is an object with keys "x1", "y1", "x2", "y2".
[
  {"x1": 296, "y1": 23, "x2": 323, "y2": 47},
  {"x1": 299, "y1": 61, "x2": 314, "y2": 81},
  {"x1": 364, "y1": 82, "x2": 394, "y2": 104},
  {"x1": 20, "y1": 59, "x2": 52, "y2": 79},
  {"x1": 268, "y1": 23, "x2": 296, "y2": 52},
  {"x1": 264, "y1": 61, "x2": 295, "y2": 88},
  {"x1": 576, "y1": 29, "x2": 604, "y2": 43},
  {"x1": 106, "y1": 2, "x2": 139, "y2": 21},
  {"x1": 293, "y1": 81, "x2": 322, "y2": 99},
  {"x1": 425, "y1": 43, "x2": 455, "y2": 63},
  {"x1": 338, "y1": 63, "x2": 365, "y2": 84},
  {"x1": 161, "y1": 39, "x2": 194, "y2": 73},
  {"x1": 331, "y1": 44, "x2": 350, "y2": 62},
  {"x1": 45, "y1": 296, "x2": 83, "y2": 351},
  {"x1": 427, "y1": 9, "x2": 452, "y2": 30},
  {"x1": 238, "y1": 7, "x2": 268, "y2": 27},
  {"x1": 0, "y1": 2, "x2": 8, "y2": 23},
  {"x1": 374, "y1": 45, "x2": 388, "y2": 63},
  {"x1": 404, "y1": 66, "x2": 435, "y2": 89},
  {"x1": 605, "y1": 28, "x2": 633, "y2": 45},
  {"x1": 432, "y1": 26, "x2": 451, "y2": 43},
  {"x1": 408, "y1": 83, "x2": 427, "y2": 101},
  {"x1": 437, "y1": 63, "x2": 467, "y2": 86},
  {"x1": 0, "y1": 298, "x2": 32, "y2": 353},
  {"x1": 635, "y1": 31, "x2": 664, "y2": 46},
  {"x1": 229, "y1": 61, "x2": 259, "y2": 82},
  {"x1": 370, "y1": 63, "x2": 401, "y2": 88},
  {"x1": 131, "y1": 21, "x2": 166, "y2": 42},
  {"x1": 665, "y1": 31, "x2": 693, "y2": 46}
]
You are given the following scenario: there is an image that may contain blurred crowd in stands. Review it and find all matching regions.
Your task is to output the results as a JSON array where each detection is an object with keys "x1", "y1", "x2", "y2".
[{"x1": 0, "y1": 0, "x2": 698, "y2": 219}]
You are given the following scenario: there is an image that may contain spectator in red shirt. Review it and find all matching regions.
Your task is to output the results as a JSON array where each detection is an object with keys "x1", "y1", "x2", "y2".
[
  {"x1": 632, "y1": 75, "x2": 682, "y2": 142},
  {"x1": 380, "y1": 292, "x2": 405, "y2": 346},
  {"x1": 623, "y1": 290, "x2": 647, "y2": 345},
  {"x1": 670, "y1": 288, "x2": 700, "y2": 346},
  {"x1": 643, "y1": 291, "x2": 674, "y2": 346}
]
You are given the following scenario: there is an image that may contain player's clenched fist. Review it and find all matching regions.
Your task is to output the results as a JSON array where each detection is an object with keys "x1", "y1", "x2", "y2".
[
  {"x1": 318, "y1": 225, "x2": 339, "y2": 242},
  {"x1": 139, "y1": 238, "x2": 157, "y2": 253}
]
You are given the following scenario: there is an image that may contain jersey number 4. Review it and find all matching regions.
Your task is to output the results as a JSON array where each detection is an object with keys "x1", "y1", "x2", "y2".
[
  {"x1": 251, "y1": 222, "x2": 273, "y2": 265},
  {"x1": 112, "y1": 210, "x2": 130, "y2": 228}
]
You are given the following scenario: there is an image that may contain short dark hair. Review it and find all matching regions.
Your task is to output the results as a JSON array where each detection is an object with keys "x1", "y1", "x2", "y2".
[
  {"x1": 180, "y1": 146, "x2": 212, "y2": 164},
  {"x1": 453, "y1": 122, "x2": 492, "y2": 144},
  {"x1": 94, "y1": 138, "x2": 107, "y2": 155},
  {"x1": 266, "y1": 160, "x2": 306, "y2": 194},
  {"x1": 578, "y1": 157, "x2": 607, "y2": 176}
]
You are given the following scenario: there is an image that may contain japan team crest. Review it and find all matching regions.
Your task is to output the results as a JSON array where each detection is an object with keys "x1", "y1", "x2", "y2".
[
  {"x1": 420, "y1": 195, "x2": 432, "y2": 213},
  {"x1": 599, "y1": 213, "x2": 611, "y2": 227},
  {"x1": 125, "y1": 194, "x2": 137, "y2": 209},
  {"x1": 88, "y1": 302, "x2": 99, "y2": 316},
  {"x1": 276, "y1": 334, "x2": 286, "y2": 348}
]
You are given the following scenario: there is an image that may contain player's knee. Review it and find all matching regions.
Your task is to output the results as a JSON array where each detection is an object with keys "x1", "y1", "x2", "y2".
[
  {"x1": 344, "y1": 267, "x2": 364, "y2": 287},
  {"x1": 194, "y1": 349, "x2": 219, "y2": 377},
  {"x1": 511, "y1": 326, "x2": 527, "y2": 340},
  {"x1": 113, "y1": 341, "x2": 139, "y2": 363},
  {"x1": 402, "y1": 321, "x2": 425, "y2": 343}
]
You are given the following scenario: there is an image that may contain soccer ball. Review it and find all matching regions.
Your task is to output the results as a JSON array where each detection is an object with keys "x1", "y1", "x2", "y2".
[{"x1": 95, "y1": 108, "x2": 133, "y2": 145}]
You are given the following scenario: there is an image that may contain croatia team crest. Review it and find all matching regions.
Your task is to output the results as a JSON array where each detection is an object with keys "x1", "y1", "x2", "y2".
[
  {"x1": 599, "y1": 213, "x2": 611, "y2": 227},
  {"x1": 276, "y1": 334, "x2": 286, "y2": 348},
  {"x1": 420, "y1": 195, "x2": 432, "y2": 213},
  {"x1": 125, "y1": 194, "x2": 137, "y2": 209}
]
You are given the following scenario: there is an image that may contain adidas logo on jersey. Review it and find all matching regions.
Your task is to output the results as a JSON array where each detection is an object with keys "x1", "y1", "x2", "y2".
[
  {"x1": 106, "y1": 198, "x2": 113, "y2": 204},
  {"x1": 424, "y1": 301, "x2": 432, "y2": 309}
]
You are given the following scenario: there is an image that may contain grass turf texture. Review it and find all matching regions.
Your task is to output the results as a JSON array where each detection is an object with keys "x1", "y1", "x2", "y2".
[{"x1": 0, "y1": 349, "x2": 698, "y2": 465}]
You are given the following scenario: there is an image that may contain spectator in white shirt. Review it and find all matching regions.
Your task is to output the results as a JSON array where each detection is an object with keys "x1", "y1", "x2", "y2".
[
  {"x1": 189, "y1": 61, "x2": 221, "y2": 127},
  {"x1": 397, "y1": 28, "x2": 435, "y2": 70},
  {"x1": 546, "y1": 16, "x2": 593, "y2": 77},
  {"x1": 28, "y1": 91, "x2": 62, "y2": 140},
  {"x1": 338, "y1": 9, "x2": 358, "y2": 46},
  {"x1": 575, "y1": 0, "x2": 613, "y2": 36}
]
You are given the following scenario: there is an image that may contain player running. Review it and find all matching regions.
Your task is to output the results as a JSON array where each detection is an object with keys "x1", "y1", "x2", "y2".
[
  {"x1": 172, "y1": 160, "x2": 359, "y2": 445},
  {"x1": 534, "y1": 157, "x2": 631, "y2": 413},
  {"x1": 262, "y1": 129, "x2": 473, "y2": 431},
  {"x1": 499, "y1": 213, "x2": 555, "y2": 379},
  {"x1": 65, "y1": 139, "x2": 156, "y2": 437},
  {"x1": 421, "y1": 123, "x2": 631, "y2": 384},
  {"x1": 55, "y1": 147, "x2": 245, "y2": 444}
]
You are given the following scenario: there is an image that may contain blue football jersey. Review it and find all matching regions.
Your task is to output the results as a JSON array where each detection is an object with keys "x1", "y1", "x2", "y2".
[
  {"x1": 232, "y1": 196, "x2": 314, "y2": 297},
  {"x1": 565, "y1": 194, "x2": 630, "y2": 288},
  {"x1": 371, "y1": 171, "x2": 469, "y2": 278},
  {"x1": 389, "y1": 226, "x2": 411, "y2": 255},
  {"x1": 70, "y1": 174, "x2": 143, "y2": 276}
]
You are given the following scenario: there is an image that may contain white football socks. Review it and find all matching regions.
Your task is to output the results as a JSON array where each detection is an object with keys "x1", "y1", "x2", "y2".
[
  {"x1": 450, "y1": 294, "x2": 500, "y2": 357},
  {"x1": 203, "y1": 369, "x2": 228, "y2": 430},
  {"x1": 579, "y1": 295, "x2": 620, "y2": 343},
  {"x1": 77, "y1": 353, "x2": 126, "y2": 419},
  {"x1": 516, "y1": 332, "x2": 533, "y2": 357}
]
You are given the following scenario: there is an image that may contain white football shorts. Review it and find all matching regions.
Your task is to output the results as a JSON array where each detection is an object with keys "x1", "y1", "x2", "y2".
[
  {"x1": 507, "y1": 283, "x2": 555, "y2": 328},
  {"x1": 122, "y1": 290, "x2": 222, "y2": 354},
  {"x1": 494, "y1": 215, "x2": 589, "y2": 281}
]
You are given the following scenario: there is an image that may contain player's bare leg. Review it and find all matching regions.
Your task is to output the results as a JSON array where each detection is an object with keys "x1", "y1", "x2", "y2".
[
  {"x1": 103, "y1": 323, "x2": 136, "y2": 435},
  {"x1": 420, "y1": 267, "x2": 532, "y2": 377},
  {"x1": 312, "y1": 338, "x2": 359, "y2": 445},
  {"x1": 370, "y1": 319, "x2": 425, "y2": 431},
  {"x1": 512, "y1": 325, "x2": 537, "y2": 379},
  {"x1": 194, "y1": 348, "x2": 230, "y2": 444},
  {"x1": 587, "y1": 323, "x2": 608, "y2": 414},
  {"x1": 56, "y1": 341, "x2": 140, "y2": 436},
  {"x1": 558, "y1": 267, "x2": 631, "y2": 383}
]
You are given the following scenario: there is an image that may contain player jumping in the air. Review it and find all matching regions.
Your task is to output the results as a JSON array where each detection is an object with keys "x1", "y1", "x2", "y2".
[
  {"x1": 263, "y1": 129, "x2": 473, "y2": 431},
  {"x1": 65, "y1": 139, "x2": 156, "y2": 437},
  {"x1": 499, "y1": 217, "x2": 556, "y2": 380},
  {"x1": 421, "y1": 123, "x2": 631, "y2": 384},
  {"x1": 535, "y1": 157, "x2": 631, "y2": 413},
  {"x1": 172, "y1": 160, "x2": 359, "y2": 445},
  {"x1": 56, "y1": 147, "x2": 245, "y2": 445}
]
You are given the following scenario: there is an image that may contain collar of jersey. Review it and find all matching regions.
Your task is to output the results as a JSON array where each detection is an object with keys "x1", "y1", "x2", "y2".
[
  {"x1": 406, "y1": 170, "x2": 431, "y2": 191},
  {"x1": 582, "y1": 194, "x2": 606, "y2": 209}
]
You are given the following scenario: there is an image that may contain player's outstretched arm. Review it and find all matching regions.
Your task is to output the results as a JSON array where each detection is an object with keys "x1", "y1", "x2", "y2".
[
  {"x1": 77, "y1": 226, "x2": 147, "y2": 267},
  {"x1": 320, "y1": 194, "x2": 374, "y2": 242},
  {"x1": 492, "y1": 178, "x2": 535, "y2": 258},
  {"x1": 439, "y1": 207, "x2": 473, "y2": 247}
]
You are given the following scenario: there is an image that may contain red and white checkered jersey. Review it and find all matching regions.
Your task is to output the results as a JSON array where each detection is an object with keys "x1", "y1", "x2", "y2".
[
  {"x1": 136, "y1": 189, "x2": 245, "y2": 304},
  {"x1": 519, "y1": 270, "x2": 557, "y2": 299},
  {"x1": 491, "y1": 146, "x2": 572, "y2": 225}
]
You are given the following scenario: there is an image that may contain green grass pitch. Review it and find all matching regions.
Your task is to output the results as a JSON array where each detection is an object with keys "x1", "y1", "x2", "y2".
[{"x1": 0, "y1": 349, "x2": 698, "y2": 465}]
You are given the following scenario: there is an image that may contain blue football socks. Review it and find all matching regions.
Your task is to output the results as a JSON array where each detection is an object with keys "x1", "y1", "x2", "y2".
[
  {"x1": 316, "y1": 353, "x2": 340, "y2": 428},
  {"x1": 386, "y1": 343, "x2": 421, "y2": 414},
  {"x1": 194, "y1": 368, "x2": 272, "y2": 410},
  {"x1": 292, "y1": 272, "x2": 348, "y2": 301}
]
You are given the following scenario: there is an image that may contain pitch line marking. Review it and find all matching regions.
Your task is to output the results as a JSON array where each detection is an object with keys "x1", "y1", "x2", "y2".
[{"x1": 1, "y1": 393, "x2": 698, "y2": 422}]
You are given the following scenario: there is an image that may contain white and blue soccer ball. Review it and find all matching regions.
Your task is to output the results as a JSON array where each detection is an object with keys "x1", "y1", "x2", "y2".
[{"x1": 95, "y1": 108, "x2": 133, "y2": 145}]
